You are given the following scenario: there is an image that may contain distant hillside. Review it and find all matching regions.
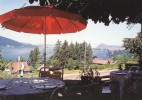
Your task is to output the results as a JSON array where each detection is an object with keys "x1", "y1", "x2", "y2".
[
  {"x1": 0, "y1": 36, "x2": 55, "y2": 60},
  {"x1": 0, "y1": 36, "x2": 34, "y2": 48},
  {"x1": 37, "y1": 44, "x2": 55, "y2": 48},
  {"x1": 96, "y1": 43, "x2": 124, "y2": 50}
]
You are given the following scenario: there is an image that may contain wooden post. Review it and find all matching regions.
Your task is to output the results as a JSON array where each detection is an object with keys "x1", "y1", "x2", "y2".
[
  {"x1": 141, "y1": 23, "x2": 142, "y2": 34},
  {"x1": 84, "y1": 42, "x2": 86, "y2": 71}
]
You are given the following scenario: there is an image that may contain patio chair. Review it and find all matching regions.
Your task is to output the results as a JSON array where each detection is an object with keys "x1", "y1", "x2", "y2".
[
  {"x1": 101, "y1": 80, "x2": 119, "y2": 100},
  {"x1": 128, "y1": 66, "x2": 139, "y2": 73},
  {"x1": 129, "y1": 72, "x2": 142, "y2": 82},
  {"x1": 49, "y1": 81, "x2": 102, "y2": 100},
  {"x1": 50, "y1": 87, "x2": 65, "y2": 100},
  {"x1": 39, "y1": 67, "x2": 52, "y2": 78},
  {"x1": 52, "y1": 71, "x2": 62, "y2": 80},
  {"x1": 63, "y1": 83, "x2": 101, "y2": 100}
]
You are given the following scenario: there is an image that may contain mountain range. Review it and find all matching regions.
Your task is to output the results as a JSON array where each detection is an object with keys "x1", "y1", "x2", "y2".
[
  {"x1": 0, "y1": 36, "x2": 55, "y2": 60},
  {"x1": 0, "y1": 36, "x2": 34, "y2": 48},
  {"x1": 0, "y1": 36, "x2": 123, "y2": 50},
  {"x1": 96, "y1": 43, "x2": 124, "y2": 50}
]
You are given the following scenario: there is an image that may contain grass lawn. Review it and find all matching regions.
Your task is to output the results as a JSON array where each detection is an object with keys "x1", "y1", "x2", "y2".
[{"x1": 0, "y1": 68, "x2": 117, "y2": 79}]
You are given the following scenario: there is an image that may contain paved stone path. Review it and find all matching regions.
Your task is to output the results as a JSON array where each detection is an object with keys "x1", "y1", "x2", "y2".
[{"x1": 63, "y1": 69, "x2": 117, "y2": 80}]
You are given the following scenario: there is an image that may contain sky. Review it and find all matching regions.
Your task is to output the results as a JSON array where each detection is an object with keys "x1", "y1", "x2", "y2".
[{"x1": 0, "y1": 0, "x2": 141, "y2": 48}]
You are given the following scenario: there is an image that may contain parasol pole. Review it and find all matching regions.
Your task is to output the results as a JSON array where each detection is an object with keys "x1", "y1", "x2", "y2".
[
  {"x1": 140, "y1": 24, "x2": 142, "y2": 38},
  {"x1": 18, "y1": 56, "x2": 20, "y2": 74},
  {"x1": 84, "y1": 41, "x2": 86, "y2": 71},
  {"x1": 44, "y1": 34, "x2": 46, "y2": 71},
  {"x1": 44, "y1": 16, "x2": 46, "y2": 72}
]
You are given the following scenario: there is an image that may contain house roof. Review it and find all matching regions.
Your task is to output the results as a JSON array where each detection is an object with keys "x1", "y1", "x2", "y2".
[
  {"x1": 93, "y1": 58, "x2": 109, "y2": 65},
  {"x1": 8, "y1": 62, "x2": 30, "y2": 73},
  {"x1": 107, "y1": 58, "x2": 114, "y2": 63}
]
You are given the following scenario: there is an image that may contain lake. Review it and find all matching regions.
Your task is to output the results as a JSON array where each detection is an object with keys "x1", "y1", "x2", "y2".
[
  {"x1": 93, "y1": 49, "x2": 109, "y2": 60},
  {"x1": 0, "y1": 47, "x2": 109, "y2": 60},
  {"x1": 0, "y1": 47, "x2": 54, "y2": 60}
]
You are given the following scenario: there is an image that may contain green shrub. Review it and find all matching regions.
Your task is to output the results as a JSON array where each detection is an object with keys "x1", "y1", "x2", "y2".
[
  {"x1": 89, "y1": 64, "x2": 117, "y2": 70},
  {"x1": 0, "y1": 70, "x2": 13, "y2": 78}
]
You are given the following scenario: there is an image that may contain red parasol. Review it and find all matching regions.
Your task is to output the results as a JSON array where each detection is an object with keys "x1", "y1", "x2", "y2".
[
  {"x1": 0, "y1": 6, "x2": 87, "y2": 34},
  {"x1": 0, "y1": 6, "x2": 87, "y2": 77}
]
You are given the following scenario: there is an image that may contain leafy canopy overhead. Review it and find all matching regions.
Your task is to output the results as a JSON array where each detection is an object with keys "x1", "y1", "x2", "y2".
[{"x1": 29, "y1": 0, "x2": 142, "y2": 25}]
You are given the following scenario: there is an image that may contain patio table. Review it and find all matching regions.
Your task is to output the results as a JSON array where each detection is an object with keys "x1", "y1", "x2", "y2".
[
  {"x1": 110, "y1": 70, "x2": 130, "y2": 100},
  {"x1": 110, "y1": 70, "x2": 142, "y2": 100},
  {"x1": 0, "y1": 78, "x2": 65, "y2": 100}
]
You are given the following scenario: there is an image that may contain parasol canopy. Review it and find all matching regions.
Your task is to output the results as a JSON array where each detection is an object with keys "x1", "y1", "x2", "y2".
[
  {"x1": 0, "y1": 6, "x2": 87, "y2": 34},
  {"x1": 0, "y1": 6, "x2": 87, "y2": 79}
]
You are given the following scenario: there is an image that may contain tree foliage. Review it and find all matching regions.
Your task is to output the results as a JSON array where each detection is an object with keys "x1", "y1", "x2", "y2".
[
  {"x1": 123, "y1": 32, "x2": 142, "y2": 66},
  {"x1": 28, "y1": 47, "x2": 41, "y2": 67},
  {"x1": 0, "y1": 50, "x2": 7, "y2": 71},
  {"x1": 50, "y1": 40, "x2": 93, "y2": 69},
  {"x1": 28, "y1": 0, "x2": 142, "y2": 25},
  {"x1": 107, "y1": 49, "x2": 136, "y2": 62}
]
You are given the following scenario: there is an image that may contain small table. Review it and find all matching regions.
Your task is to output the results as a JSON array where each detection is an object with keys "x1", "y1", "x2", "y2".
[
  {"x1": 0, "y1": 78, "x2": 65, "y2": 100},
  {"x1": 110, "y1": 70, "x2": 142, "y2": 100},
  {"x1": 110, "y1": 70, "x2": 130, "y2": 100}
]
